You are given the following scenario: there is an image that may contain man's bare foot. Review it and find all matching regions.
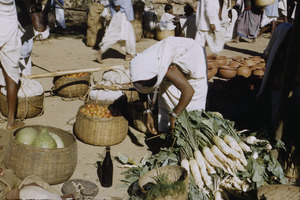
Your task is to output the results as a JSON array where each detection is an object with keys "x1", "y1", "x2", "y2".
[
  {"x1": 251, "y1": 39, "x2": 256, "y2": 43},
  {"x1": 125, "y1": 54, "x2": 134, "y2": 61},
  {"x1": 6, "y1": 120, "x2": 25, "y2": 130},
  {"x1": 94, "y1": 50, "x2": 103, "y2": 63}
]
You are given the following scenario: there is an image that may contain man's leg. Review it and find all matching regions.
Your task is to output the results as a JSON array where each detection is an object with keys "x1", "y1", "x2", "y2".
[{"x1": 1, "y1": 64, "x2": 24, "y2": 130}]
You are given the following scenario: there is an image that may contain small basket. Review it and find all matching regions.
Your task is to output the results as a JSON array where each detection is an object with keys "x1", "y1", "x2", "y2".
[
  {"x1": 53, "y1": 74, "x2": 91, "y2": 98},
  {"x1": 74, "y1": 105, "x2": 128, "y2": 146},
  {"x1": 155, "y1": 30, "x2": 175, "y2": 41},
  {"x1": 3, "y1": 125, "x2": 78, "y2": 185},
  {"x1": 255, "y1": 0, "x2": 275, "y2": 7},
  {"x1": 138, "y1": 165, "x2": 189, "y2": 200},
  {"x1": 0, "y1": 93, "x2": 44, "y2": 119}
]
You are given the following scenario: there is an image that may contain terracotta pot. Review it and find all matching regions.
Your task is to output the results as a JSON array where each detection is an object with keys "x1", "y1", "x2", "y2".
[
  {"x1": 253, "y1": 69, "x2": 264, "y2": 78},
  {"x1": 226, "y1": 58, "x2": 232, "y2": 65},
  {"x1": 217, "y1": 55, "x2": 227, "y2": 60},
  {"x1": 260, "y1": 58, "x2": 265, "y2": 63},
  {"x1": 257, "y1": 62, "x2": 266, "y2": 70},
  {"x1": 240, "y1": 59, "x2": 256, "y2": 67},
  {"x1": 218, "y1": 65, "x2": 237, "y2": 79},
  {"x1": 249, "y1": 66, "x2": 257, "y2": 71},
  {"x1": 232, "y1": 56, "x2": 243, "y2": 61},
  {"x1": 207, "y1": 54, "x2": 217, "y2": 60},
  {"x1": 229, "y1": 61, "x2": 240, "y2": 68},
  {"x1": 255, "y1": 65, "x2": 265, "y2": 70},
  {"x1": 207, "y1": 61, "x2": 217, "y2": 69},
  {"x1": 207, "y1": 67, "x2": 218, "y2": 79},
  {"x1": 237, "y1": 66, "x2": 252, "y2": 78},
  {"x1": 215, "y1": 58, "x2": 227, "y2": 66}
]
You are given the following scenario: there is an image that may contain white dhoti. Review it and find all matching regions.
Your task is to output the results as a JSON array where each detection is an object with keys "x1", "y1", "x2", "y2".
[
  {"x1": 99, "y1": 12, "x2": 136, "y2": 56},
  {"x1": 34, "y1": 26, "x2": 50, "y2": 41},
  {"x1": 195, "y1": 30, "x2": 225, "y2": 55},
  {"x1": 0, "y1": 0, "x2": 22, "y2": 86},
  {"x1": 19, "y1": 38, "x2": 33, "y2": 76}
]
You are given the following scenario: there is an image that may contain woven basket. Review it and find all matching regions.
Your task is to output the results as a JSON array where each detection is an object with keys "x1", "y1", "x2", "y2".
[
  {"x1": 53, "y1": 74, "x2": 91, "y2": 98},
  {"x1": 131, "y1": 20, "x2": 143, "y2": 43},
  {"x1": 74, "y1": 105, "x2": 128, "y2": 146},
  {"x1": 155, "y1": 30, "x2": 175, "y2": 41},
  {"x1": 3, "y1": 125, "x2": 77, "y2": 185},
  {"x1": 255, "y1": 0, "x2": 275, "y2": 7},
  {"x1": 0, "y1": 93, "x2": 44, "y2": 119},
  {"x1": 138, "y1": 165, "x2": 189, "y2": 200}
]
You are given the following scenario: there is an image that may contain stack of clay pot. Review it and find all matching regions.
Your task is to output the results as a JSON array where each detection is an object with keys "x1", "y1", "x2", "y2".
[{"x1": 206, "y1": 55, "x2": 266, "y2": 80}]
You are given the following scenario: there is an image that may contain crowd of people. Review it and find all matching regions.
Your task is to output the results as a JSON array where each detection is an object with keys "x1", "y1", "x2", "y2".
[{"x1": 0, "y1": 0, "x2": 298, "y2": 134}]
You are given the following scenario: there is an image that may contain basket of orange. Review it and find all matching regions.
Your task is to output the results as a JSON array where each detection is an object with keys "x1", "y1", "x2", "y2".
[
  {"x1": 53, "y1": 73, "x2": 91, "y2": 98},
  {"x1": 74, "y1": 103, "x2": 128, "y2": 146}
]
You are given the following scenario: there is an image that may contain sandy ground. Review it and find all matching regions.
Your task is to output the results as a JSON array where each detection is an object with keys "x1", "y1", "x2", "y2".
[{"x1": 0, "y1": 24, "x2": 271, "y2": 199}]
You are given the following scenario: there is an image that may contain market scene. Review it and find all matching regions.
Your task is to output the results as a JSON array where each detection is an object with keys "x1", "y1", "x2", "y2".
[{"x1": 0, "y1": 0, "x2": 299, "y2": 199}]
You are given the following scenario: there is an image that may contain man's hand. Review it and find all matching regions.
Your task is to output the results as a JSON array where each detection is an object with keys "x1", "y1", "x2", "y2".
[
  {"x1": 170, "y1": 115, "x2": 176, "y2": 133},
  {"x1": 146, "y1": 113, "x2": 157, "y2": 135}
]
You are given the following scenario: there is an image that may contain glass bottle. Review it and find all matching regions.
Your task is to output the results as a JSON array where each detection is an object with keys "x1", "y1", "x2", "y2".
[{"x1": 101, "y1": 146, "x2": 113, "y2": 187}]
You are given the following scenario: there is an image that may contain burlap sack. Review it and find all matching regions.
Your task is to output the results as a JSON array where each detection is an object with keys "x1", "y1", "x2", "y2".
[{"x1": 86, "y1": 3, "x2": 105, "y2": 47}]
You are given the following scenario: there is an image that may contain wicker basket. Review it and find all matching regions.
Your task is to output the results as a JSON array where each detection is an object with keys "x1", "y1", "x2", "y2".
[
  {"x1": 74, "y1": 105, "x2": 128, "y2": 146},
  {"x1": 255, "y1": 0, "x2": 275, "y2": 7},
  {"x1": 3, "y1": 125, "x2": 77, "y2": 185},
  {"x1": 53, "y1": 74, "x2": 91, "y2": 98},
  {"x1": 155, "y1": 30, "x2": 175, "y2": 41},
  {"x1": 0, "y1": 93, "x2": 44, "y2": 119},
  {"x1": 131, "y1": 20, "x2": 143, "y2": 43},
  {"x1": 138, "y1": 165, "x2": 189, "y2": 200}
]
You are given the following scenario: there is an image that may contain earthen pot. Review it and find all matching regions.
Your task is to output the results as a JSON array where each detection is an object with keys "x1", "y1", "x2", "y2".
[
  {"x1": 240, "y1": 59, "x2": 256, "y2": 67},
  {"x1": 207, "y1": 61, "x2": 217, "y2": 70},
  {"x1": 229, "y1": 61, "x2": 240, "y2": 68},
  {"x1": 226, "y1": 58, "x2": 233, "y2": 65},
  {"x1": 253, "y1": 69, "x2": 264, "y2": 78},
  {"x1": 232, "y1": 56, "x2": 243, "y2": 61},
  {"x1": 218, "y1": 65, "x2": 237, "y2": 79},
  {"x1": 215, "y1": 58, "x2": 227, "y2": 66},
  {"x1": 249, "y1": 66, "x2": 257, "y2": 71},
  {"x1": 207, "y1": 54, "x2": 217, "y2": 61},
  {"x1": 207, "y1": 67, "x2": 218, "y2": 79},
  {"x1": 255, "y1": 65, "x2": 265, "y2": 70},
  {"x1": 217, "y1": 55, "x2": 227, "y2": 60},
  {"x1": 257, "y1": 62, "x2": 266, "y2": 70},
  {"x1": 237, "y1": 66, "x2": 252, "y2": 78},
  {"x1": 249, "y1": 56, "x2": 261, "y2": 64}
]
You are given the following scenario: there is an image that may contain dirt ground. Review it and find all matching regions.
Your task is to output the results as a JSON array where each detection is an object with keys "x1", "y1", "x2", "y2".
[{"x1": 0, "y1": 13, "x2": 272, "y2": 199}]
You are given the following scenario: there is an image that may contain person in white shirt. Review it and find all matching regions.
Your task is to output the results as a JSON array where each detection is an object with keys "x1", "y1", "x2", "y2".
[
  {"x1": 195, "y1": 0, "x2": 225, "y2": 54},
  {"x1": 0, "y1": 0, "x2": 25, "y2": 130}
]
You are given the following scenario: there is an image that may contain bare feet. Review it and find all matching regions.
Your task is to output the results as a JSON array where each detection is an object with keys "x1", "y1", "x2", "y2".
[
  {"x1": 125, "y1": 53, "x2": 134, "y2": 61},
  {"x1": 94, "y1": 50, "x2": 103, "y2": 64},
  {"x1": 6, "y1": 120, "x2": 25, "y2": 130},
  {"x1": 251, "y1": 39, "x2": 256, "y2": 43}
]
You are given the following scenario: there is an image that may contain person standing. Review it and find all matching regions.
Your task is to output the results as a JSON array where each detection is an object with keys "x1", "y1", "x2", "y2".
[
  {"x1": 130, "y1": 36, "x2": 208, "y2": 134},
  {"x1": 195, "y1": 0, "x2": 225, "y2": 54},
  {"x1": 0, "y1": 0, "x2": 25, "y2": 130},
  {"x1": 94, "y1": 0, "x2": 136, "y2": 63},
  {"x1": 181, "y1": 4, "x2": 197, "y2": 39},
  {"x1": 16, "y1": 0, "x2": 35, "y2": 76},
  {"x1": 232, "y1": 0, "x2": 263, "y2": 43},
  {"x1": 51, "y1": 0, "x2": 66, "y2": 31}
]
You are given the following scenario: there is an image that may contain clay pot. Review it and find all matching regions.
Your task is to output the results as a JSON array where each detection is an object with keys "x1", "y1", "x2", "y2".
[
  {"x1": 218, "y1": 65, "x2": 237, "y2": 79},
  {"x1": 253, "y1": 69, "x2": 264, "y2": 78},
  {"x1": 232, "y1": 56, "x2": 243, "y2": 61},
  {"x1": 207, "y1": 67, "x2": 218, "y2": 79},
  {"x1": 257, "y1": 62, "x2": 266, "y2": 70},
  {"x1": 240, "y1": 59, "x2": 256, "y2": 67},
  {"x1": 217, "y1": 55, "x2": 227, "y2": 60},
  {"x1": 207, "y1": 61, "x2": 217, "y2": 70},
  {"x1": 215, "y1": 58, "x2": 227, "y2": 66},
  {"x1": 237, "y1": 66, "x2": 252, "y2": 78},
  {"x1": 207, "y1": 54, "x2": 217, "y2": 61},
  {"x1": 248, "y1": 56, "x2": 261, "y2": 64},
  {"x1": 229, "y1": 61, "x2": 240, "y2": 68},
  {"x1": 249, "y1": 66, "x2": 257, "y2": 71},
  {"x1": 226, "y1": 58, "x2": 232, "y2": 65}
]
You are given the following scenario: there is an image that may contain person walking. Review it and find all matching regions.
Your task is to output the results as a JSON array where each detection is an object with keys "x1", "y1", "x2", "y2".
[
  {"x1": 94, "y1": 0, "x2": 136, "y2": 63},
  {"x1": 0, "y1": 0, "x2": 25, "y2": 130}
]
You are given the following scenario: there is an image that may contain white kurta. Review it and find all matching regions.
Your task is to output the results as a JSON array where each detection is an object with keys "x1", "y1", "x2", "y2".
[
  {"x1": 0, "y1": 0, "x2": 22, "y2": 86},
  {"x1": 99, "y1": 12, "x2": 136, "y2": 56},
  {"x1": 130, "y1": 36, "x2": 208, "y2": 131},
  {"x1": 195, "y1": 0, "x2": 225, "y2": 54}
]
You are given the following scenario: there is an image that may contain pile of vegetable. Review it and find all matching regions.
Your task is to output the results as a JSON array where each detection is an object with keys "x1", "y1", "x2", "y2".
[
  {"x1": 117, "y1": 110, "x2": 287, "y2": 200},
  {"x1": 80, "y1": 104, "x2": 113, "y2": 118},
  {"x1": 63, "y1": 72, "x2": 89, "y2": 78},
  {"x1": 16, "y1": 127, "x2": 64, "y2": 149}
]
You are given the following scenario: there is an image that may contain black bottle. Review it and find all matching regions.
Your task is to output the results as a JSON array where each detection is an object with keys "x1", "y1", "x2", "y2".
[{"x1": 101, "y1": 146, "x2": 113, "y2": 187}]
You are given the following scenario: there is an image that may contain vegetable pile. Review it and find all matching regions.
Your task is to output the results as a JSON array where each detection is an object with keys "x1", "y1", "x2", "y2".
[
  {"x1": 16, "y1": 127, "x2": 64, "y2": 149},
  {"x1": 118, "y1": 110, "x2": 287, "y2": 200},
  {"x1": 80, "y1": 104, "x2": 113, "y2": 118},
  {"x1": 63, "y1": 72, "x2": 89, "y2": 78}
]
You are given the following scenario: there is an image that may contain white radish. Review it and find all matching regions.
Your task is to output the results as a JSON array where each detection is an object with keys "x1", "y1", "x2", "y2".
[
  {"x1": 204, "y1": 159, "x2": 216, "y2": 174},
  {"x1": 210, "y1": 145, "x2": 236, "y2": 174},
  {"x1": 194, "y1": 149, "x2": 212, "y2": 187},
  {"x1": 202, "y1": 147, "x2": 227, "y2": 173},
  {"x1": 214, "y1": 191, "x2": 223, "y2": 200},
  {"x1": 213, "y1": 136, "x2": 240, "y2": 159},
  {"x1": 189, "y1": 159, "x2": 204, "y2": 189},
  {"x1": 245, "y1": 136, "x2": 257, "y2": 144},
  {"x1": 181, "y1": 158, "x2": 190, "y2": 175},
  {"x1": 232, "y1": 158, "x2": 246, "y2": 171},
  {"x1": 238, "y1": 141, "x2": 252, "y2": 153},
  {"x1": 225, "y1": 178, "x2": 242, "y2": 190},
  {"x1": 223, "y1": 135, "x2": 243, "y2": 154}
]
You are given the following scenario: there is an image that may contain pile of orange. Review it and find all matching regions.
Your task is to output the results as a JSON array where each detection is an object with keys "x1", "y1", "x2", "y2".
[
  {"x1": 80, "y1": 104, "x2": 113, "y2": 118},
  {"x1": 63, "y1": 72, "x2": 89, "y2": 78}
]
